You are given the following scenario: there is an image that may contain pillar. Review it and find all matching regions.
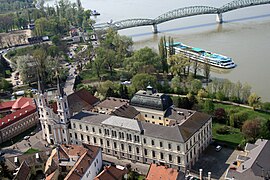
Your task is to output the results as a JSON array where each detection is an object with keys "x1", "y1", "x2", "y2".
[
  {"x1": 152, "y1": 24, "x2": 158, "y2": 34},
  {"x1": 208, "y1": 172, "x2": 211, "y2": 180},
  {"x1": 199, "y1": 169, "x2": 203, "y2": 180},
  {"x1": 216, "y1": 13, "x2": 223, "y2": 24}
]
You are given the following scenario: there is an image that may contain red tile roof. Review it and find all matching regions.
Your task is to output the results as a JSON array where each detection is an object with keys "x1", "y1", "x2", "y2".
[
  {"x1": 64, "y1": 144, "x2": 100, "y2": 180},
  {"x1": 146, "y1": 164, "x2": 180, "y2": 180},
  {"x1": 94, "y1": 166, "x2": 128, "y2": 180},
  {"x1": 0, "y1": 97, "x2": 37, "y2": 129}
]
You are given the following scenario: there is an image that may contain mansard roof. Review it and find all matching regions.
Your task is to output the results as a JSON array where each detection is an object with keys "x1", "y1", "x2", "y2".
[{"x1": 130, "y1": 90, "x2": 173, "y2": 111}]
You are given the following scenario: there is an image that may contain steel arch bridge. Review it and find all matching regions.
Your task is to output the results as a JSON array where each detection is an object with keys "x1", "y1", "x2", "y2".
[
  {"x1": 154, "y1": 6, "x2": 219, "y2": 24},
  {"x1": 93, "y1": 0, "x2": 270, "y2": 32}
]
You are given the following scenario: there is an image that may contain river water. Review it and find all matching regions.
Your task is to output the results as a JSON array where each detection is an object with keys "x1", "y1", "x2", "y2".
[{"x1": 47, "y1": 0, "x2": 270, "y2": 101}]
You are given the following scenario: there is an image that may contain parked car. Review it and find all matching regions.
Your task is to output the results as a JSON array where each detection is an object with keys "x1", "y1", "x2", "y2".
[
  {"x1": 30, "y1": 132, "x2": 36, "y2": 136},
  {"x1": 23, "y1": 136, "x2": 30, "y2": 140},
  {"x1": 215, "y1": 145, "x2": 222, "y2": 152}
]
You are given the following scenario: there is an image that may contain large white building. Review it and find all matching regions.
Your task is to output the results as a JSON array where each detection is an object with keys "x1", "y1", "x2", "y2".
[
  {"x1": 37, "y1": 81, "x2": 212, "y2": 171},
  {"x1": 69, "y1": 110, "x2": 211, "y2": 171}
]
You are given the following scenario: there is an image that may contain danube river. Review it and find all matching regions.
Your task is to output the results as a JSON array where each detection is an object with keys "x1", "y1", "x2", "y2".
[{"x1": 48, "y1": 0, "x2": 270, "y2": 101}]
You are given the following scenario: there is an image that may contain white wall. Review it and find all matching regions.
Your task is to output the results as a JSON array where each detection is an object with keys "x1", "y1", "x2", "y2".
[{"x1": 82, "y1": 149, "x2": 102, "y2": 180}]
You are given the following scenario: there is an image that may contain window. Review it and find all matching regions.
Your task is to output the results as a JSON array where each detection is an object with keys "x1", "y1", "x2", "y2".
[
  {"x1": 93, "y1": 137, "x2": 96, "y2": 144},
  {"x1": 177, "y1": 156, "x2": 181, "y2": 164},
  {"x1": 87, "y1": 135, "x2": 90, "y2": 141},
  {"x1": 92, "y1": 127, "x2": 95, "y2": 133},
  {"x1": 62, "y1": 130, "x2": 65, "y2": 133},
  {"x1": 144, "y1": 149, "x2": 147, "y2": 156},
  {"x1": 152, "y1": 151, "x2": 156, "y2": 158},
  {"x1": 160, "y1": 141, "x2": 163, "y2": 148},
  {"x1": 129, "y1": 145, "x2": 132, "y2": 152},
  {"x1": 81, "y1": 134, "x2": 84, "y2": 141},
  {"x1": 143, "y1": 138, "x2": 146, "y2": 144},
  {"x1": 152, "y1": 115, "x2": 154, "y2": 119},
  {"x1": 114, "y1": 142, "x2": 117, "y2": 148},
  {"x1": 145, "y1": 114, "x2": 147, "y2": 117},
  {"x1": 136, "y1": 147, "x2": 139, "y2": 154},
  {"x1": 121, "y1": 144, "x2": 124, "y2": 150},
  {"x1": 70, "y1": 133, "x2": 72, "y2": 138},
  {"x1": 168, "y1": 143, "x2": 171, "y2": 149},
  {"x1": 151, "y1": 140, "x2": 155, "y2": 146},
  {"x1": 100, "y1": 139, "x2": 103, "y2": 145},
  {"x1": 86, "y1": 126, "x2": 88, "y2": 131},
  {"x1": 75, "y1": 133, "x2": 78, "y2": 139},
  {"x1": 169, "y1": 154, "x2": 172, "y2": 162},
  {"x1": 99, "y1": 129, "x2": 102, "y2": 134},
  {"x1": 160, "y1": 152, "x2": 164, "y2": 159},
  {"x1": 79, "y1": 124, "x2": 82, "y2": 130},
  {"x1": 107, "y1": 140, "x2": 110, "y2": 147},
  {"x1": 177, "y1": 145, "x2": 180, "y2": 151}
]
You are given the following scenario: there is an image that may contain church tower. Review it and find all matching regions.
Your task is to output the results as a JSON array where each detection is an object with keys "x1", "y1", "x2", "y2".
[{"x1": 37, "y1": 74, "x2": 71, "y2": 145}]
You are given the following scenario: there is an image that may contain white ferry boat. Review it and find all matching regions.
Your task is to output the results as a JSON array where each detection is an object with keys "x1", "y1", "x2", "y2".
[{"x1": 168, "y1": 42, "x2": 236, "y2": 69}]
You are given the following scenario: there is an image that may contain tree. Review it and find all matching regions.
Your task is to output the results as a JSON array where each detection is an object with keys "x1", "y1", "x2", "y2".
[
  {"x1": 168, "y1": 53, "x2": 190, "y2": 82},
  {"x1": 203, "y1": 58, "x2": 211, "y2": 85},
  {"x1": 213, "y1": 108, "x2": 227, "y2": 124},
  {"x1": 125, "y1": 47, "x2": 161, "y2": 75},
  {"x1": 158, "y1": 36, "x2": 168, "y2": 73},
  {"x1": 203, "y1": 100, "x2": 215, "y2": 114},
  {"x1": 131, "y1": 73, "x2": 157, "y2": 91},
  {"x1": 242, "y1": 118, "x2": 262, "y2": 142},
  {"x1": 248, "y1": 92, "x2": 260, "y2": 108}
]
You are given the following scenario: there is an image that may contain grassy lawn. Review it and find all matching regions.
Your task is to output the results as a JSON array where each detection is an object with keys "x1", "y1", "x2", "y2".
[
  {"x1": 24, "y1": 148, "x2": 40, "y2": 154},
  {"x1": 212, "y1": 123, "x2": 243, "y2": 148},
  {"x1": 138, "y1": 175, "x2": 145, "y2": 180},
  {"x1": 214, "y1": 103, "x2": 270, "y2": 121}
]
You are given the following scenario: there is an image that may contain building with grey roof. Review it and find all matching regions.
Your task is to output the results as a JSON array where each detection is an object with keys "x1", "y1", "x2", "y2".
[
  {"x1": 69, "y1": 110, "x2": 212, "y2": 171},
  {"x1": 225, "y1": 139, "x2": 270, "y2": 180}
]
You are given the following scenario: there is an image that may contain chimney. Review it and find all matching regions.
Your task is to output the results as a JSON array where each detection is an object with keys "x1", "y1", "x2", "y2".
[
  {"x1": 199, "y1": 169, "x2": 203, "y2": 180},
  {"x1": 208, "y1": 172, "x2": 211, "y2": 180}
]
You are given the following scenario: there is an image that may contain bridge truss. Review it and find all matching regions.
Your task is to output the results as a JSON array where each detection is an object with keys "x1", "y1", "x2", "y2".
[{"x1": 93, "y1": 0, "x2": 270, "y2": 31}]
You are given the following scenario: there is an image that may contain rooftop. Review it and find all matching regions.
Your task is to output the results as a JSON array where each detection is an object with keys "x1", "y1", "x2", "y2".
[
  {"x1": 96, "y1": 97, "x2": 128, "y2": 110},
  {"x1": 0, "y1": 97, "x2": 37, "y2": 129},
  {"x1": 110, "y1": 104, "x2": 140, "y2": 119},
  {"x1": 130, "y1": 90, "x2": 173, "y2": 111},
  {"x1": 226, "y1": 139, "x2": 270, "y2": 180},
  {"x1": 67, "y1": 88, "x2": 100, "y2": 115},
  {"x1": 146, "y1": 164, "x2": 184, "y2": 180},
  {"x1": 71, "y1": 111, "x2": 211, "y2": 143},
  {"x1": 101, "y1": 116, "x2": 143, "y2": 132},
  {"x1": 94, "y1": 166, "x2": 128, "y2": 180}
]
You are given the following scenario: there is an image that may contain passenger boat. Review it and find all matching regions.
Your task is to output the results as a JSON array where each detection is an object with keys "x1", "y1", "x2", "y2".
[{"x1": 168, "y1": 42, "x2": 236, "y2": 69}]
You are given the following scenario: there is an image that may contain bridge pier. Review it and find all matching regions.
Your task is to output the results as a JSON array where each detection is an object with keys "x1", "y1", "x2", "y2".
[
  {"x1": 152, "y1": 24, "x2": 158, "y2": 34},
  {"x1": 216, "y1": 13, "x2": 223, "y2": 24}
]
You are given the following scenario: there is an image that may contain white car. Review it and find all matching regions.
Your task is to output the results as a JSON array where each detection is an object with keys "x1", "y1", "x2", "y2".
[
  {"x1": 216, "y1": 145, "x2": 222, "y2": 152},
  {"x1": 23, "y1": 136, "x2": 30, "y2": 140}
]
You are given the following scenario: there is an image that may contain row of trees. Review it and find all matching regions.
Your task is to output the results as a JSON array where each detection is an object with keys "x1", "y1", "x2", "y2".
[
  {"x1": 14, "y1": 44, "x2": 67, "y2": 85},
  {"x1": 0, "y1": 0, "x2": 33, "y2": 14}
]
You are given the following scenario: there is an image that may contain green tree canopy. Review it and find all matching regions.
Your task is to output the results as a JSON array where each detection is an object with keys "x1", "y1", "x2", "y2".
[
  {"x1": 125, "y1": 47, "x2": 161, "y2": 75},
  {"x1": 131, "y1": 73, "x2": 157, "y2": 91}
]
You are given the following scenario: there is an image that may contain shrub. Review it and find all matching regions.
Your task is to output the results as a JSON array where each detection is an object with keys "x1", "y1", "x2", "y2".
[{"x1": 216, "y1": 126, "x2": 231, "y2": 135}]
